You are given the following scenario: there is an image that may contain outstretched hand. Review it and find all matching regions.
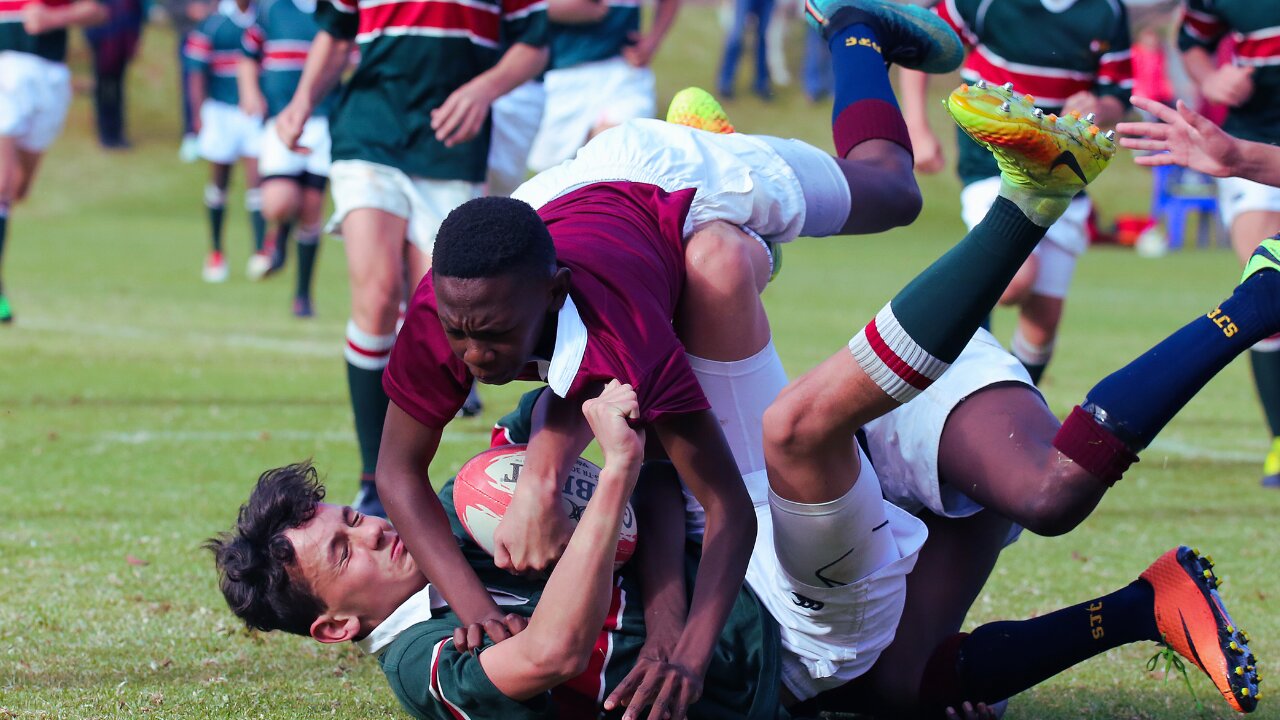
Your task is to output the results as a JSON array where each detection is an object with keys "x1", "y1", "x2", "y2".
[{"x1": 1117, "y1": 97, "x2": 1241, "y2": 178}]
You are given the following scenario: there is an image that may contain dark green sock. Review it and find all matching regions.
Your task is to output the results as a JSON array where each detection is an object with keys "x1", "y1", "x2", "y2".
[
  {"x1": 891, "y1": 197, "x2": 1048, "y2": 363},
  {"x1": 0, "y1": 204, "x2": 8, "y2": 289},
  {"x1": 274, "y1": 222, "x2": 293, "y2": 267},
  {"x1": 296, "y1": 229, "x2": 320, "y2": 300},
  {"x1": 347, "y1": 361, "x2": 390, "y2": 477},
  {"x1": 208, "y1": 205, "x2": 225, "y2": 253},
  {"x1": 1251, "y1": 347, "x2": 1280, "y2": 437},
  {"x1": 250, "y1": 210, "x2": 266, "y2": 252}
]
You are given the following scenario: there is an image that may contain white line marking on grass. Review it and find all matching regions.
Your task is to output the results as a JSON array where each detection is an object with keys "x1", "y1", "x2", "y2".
[
  {"x1": 1145, "y1": 436, "x2": 1267, "y2": 464},
  {"x1": 17, "y1": 318, "x2": 337, "y2": 357},
  {"x1": 85, "y1": 429, "x2": 494, "y2": 446}
]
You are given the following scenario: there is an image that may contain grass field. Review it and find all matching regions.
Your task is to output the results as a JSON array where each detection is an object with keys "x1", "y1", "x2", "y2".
[{"x1": 2, "y1": 10, "x2": 1279, "y2": 719}]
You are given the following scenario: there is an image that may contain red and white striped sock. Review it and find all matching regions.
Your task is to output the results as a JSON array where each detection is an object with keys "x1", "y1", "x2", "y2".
[
  {"x1": 344, "y1": 320, "x2": 395, "y2": 370},
  {"x1": 848, "y1": 303, "x2": 949, "y2": 404}
]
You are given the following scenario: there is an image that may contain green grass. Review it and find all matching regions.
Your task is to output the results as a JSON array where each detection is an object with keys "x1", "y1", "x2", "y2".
[{"x1": 2, "y1": 10, "x2": 1278, "y2": 719}]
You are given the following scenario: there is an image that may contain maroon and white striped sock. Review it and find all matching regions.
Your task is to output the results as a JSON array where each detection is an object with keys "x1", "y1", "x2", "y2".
[{"x1": 848, "y1": 303, "x2": 949, "y2": 404}]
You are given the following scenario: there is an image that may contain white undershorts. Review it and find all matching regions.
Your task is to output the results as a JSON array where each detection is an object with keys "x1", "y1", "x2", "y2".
[
  {"x1": 1217, "y1": 175, "x2": 1280, "y2": 229},
  {"x1": 0, "y1": 51, "x2": 71, "y2": 152},
  {"x1": 862, "y1": 327, "x2": 1036, "y2": 523},
  {"x1": 488, "y1": 80, "x2": 545, "y2": 197},
  {"x1": 198, "y1": 99, "x2": 263, "y2": 164},
  {"x1": 746, "y1": 464, "x2": 927, "y2": 701},
  {"x1": 327, "y1": 159, "x2": 482, "y2": 253},
  {"x1": 527, "y1": 55, "x2": 655, "y2": 172},
  {"x1": 961, "y1": 176, "x2": 1092, "y2": 299},
  {"x1": 258, "y1": 116, "x2": 331, "y2": 179},
  {"x1": 513, "y1": 119, "x2": 851, "y2": 244}
]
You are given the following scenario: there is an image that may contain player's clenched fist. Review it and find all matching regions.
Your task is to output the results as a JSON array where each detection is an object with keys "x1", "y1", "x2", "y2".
[{"x1": 583, "y1": 380, "x2": 644, "y2": 465}]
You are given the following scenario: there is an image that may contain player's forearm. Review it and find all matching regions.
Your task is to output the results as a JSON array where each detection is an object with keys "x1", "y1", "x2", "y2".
[
  {"x1": 1182, "y1": 46, "x2": 1216, "y2": 88},
  {"x1": 644, "y1": 0, "x2": 681, "y2": 52},
  {"x1": 899, "y1": 68, "x2": 932, "y2": 131},
  {"x1": 188, "y1": 72, "x2": 208, "y2": 118},
  {"x1": 519, "y1": 392, "x2": 595, "y2": 505},
  {"x1": 673, "y1": 497, "x2": 755, "y2": 673},
  {"x1": 47, "y1": 0, "x2": 108, "y2": 30},
  {"x1": 1094, "y1": 95, "x2": 1126, "y2": 127},
  {"x1": 469, "y1": 43, "x2": 549, "y2": 101},
  {"x1": 293, "y1": 31, "x2": 350, "y2": 112},
  {"x1": 379, "y1": 465, "x2": 506, "y2": 623},
  {"x1": 1234, "y1": 139, "x2": 1280, "y2": 187},
  {"x1": 237, "y1": 58, "x2": 265, "y2": 109},
  {"x1": 632, "y1": 462, "x2": 690, "y2": 650},
  {"x1": 524, "y1": 460, "x2": 639, "y2": 664}
]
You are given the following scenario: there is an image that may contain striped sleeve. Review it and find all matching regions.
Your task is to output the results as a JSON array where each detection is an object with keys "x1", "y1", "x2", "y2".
[
  {"x1": 501, "y1": 0, "x2": 548, "y2": 48},
  {"x1": 184, "y1": 28, "x2": 213, "y2": 69},
  {"x1": 381, "y1": 631, "x2": 555, "y2": 720},
  {"x1": 241, "y1": 23, "x2": 265, "y2": 59},
  {"x1": 1094, "y1": 0, "x2": 1133, "y2": 105},
  {"x1": 315, "y1": 0, "x2": 359, "y2": 39},
  {"x1": 1178, "y1": 0, "x2": 1229, "y2": 52},
  {"x1": 933, "y1": 0, "x2": 977, "y2": 51}
]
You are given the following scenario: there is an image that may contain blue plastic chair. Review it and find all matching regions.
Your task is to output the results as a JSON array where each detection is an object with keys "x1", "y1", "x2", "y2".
[{"x1": 1150, "y1": 163, "x2": 1222, "y2": 250}]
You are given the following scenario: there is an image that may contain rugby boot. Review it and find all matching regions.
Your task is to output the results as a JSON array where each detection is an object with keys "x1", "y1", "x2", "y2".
[
  {"x1": 666, "y1": 87, "x2": 735, "y2": 134},
  {"x1": 946, "y1": 81, "x2": 1115, "y2": 226},
  {"x1": 0, "y1": 293, "x2": 12, "y2": 324},
  {"x1": 203, "y1": 251, "x2": 229, "y2": 283},
  {"x1": 1242, "y1": 236, "x2": 1280, "y2": 285},
  {"x1": 803, "y1": 0, "x2": 963, "y2": 74},
  {"x1": 292, "y1": 296, "x2": 314, "y2": 319},
  {"x1": 1263, "y1": 437, "x2": 1280, "y2": 488},
  {"x1": 1140, "y1": 546, "x2": 1260, "y2": 713},
  {"x1": 246, "y1": 251, "x2": 273, "y2": 281}
]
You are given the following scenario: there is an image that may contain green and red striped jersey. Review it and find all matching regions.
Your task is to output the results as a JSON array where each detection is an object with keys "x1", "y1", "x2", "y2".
[
  {"x1": 933, "y1": 0, "x2": 1133, "y2": 185},
  {"x1": 1179, "y1": 0, "x2": 1280, "y2": 146},
  {"x1": 377, "y1": 482, "x2": 783, "y2": 720},
  {"x1": 0, "y1": 0, "x2": 105, "y2": 62},
  {"x1": 242, "y1": 0, "x2": 338, "y2": 118},
  {"x1": 186, "y1": 5, "x2": 258, "y2": 106},
  {"x1": 315, "y1": 0, "x2": 547, "y2": 181}
]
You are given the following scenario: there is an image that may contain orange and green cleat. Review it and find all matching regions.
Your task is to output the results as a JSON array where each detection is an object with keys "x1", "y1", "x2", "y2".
[
  {"x1": 1141, "y1": 546, "x2": 1260, "y2": 713},
  {"x1": 947, "y1": 80, "x2": 1115, "y2": 199},
  {"x1": 666, "y1": 87, "x2": 735, "y2": 135},
  {"x1": 1242, "y1": 236, "x2": 1280, "y2": 286}
]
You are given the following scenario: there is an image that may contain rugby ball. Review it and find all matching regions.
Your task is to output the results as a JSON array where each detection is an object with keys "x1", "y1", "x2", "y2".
[{"x1": 453, "y1": 444, "x2": 638, "y2": 570}]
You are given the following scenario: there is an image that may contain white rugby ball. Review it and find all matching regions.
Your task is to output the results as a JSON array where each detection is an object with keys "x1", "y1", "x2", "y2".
[{"x1": 453, "y1": 444, "x2": 638, "y2": 570}]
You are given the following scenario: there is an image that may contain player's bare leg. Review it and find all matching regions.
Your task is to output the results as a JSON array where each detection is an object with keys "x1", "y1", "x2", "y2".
[
  {"x1": 291, "y1": 181, "x2": 327, "y2": 317},
  {"x1": 201, "y1": 161, "x2": 233, "y2": 283},
  {"x1": 676, "y1": 221, "x2": 773, "y2": 361},
  {"x1": 342, "y1": 208, "x2": 411, "y2": 518},
  {"x1": 0, "y1": 137, "x2": 20, "y2": 323}
]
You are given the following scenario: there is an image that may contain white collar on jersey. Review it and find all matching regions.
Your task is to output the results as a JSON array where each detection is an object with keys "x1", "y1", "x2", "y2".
[
  {"x1": 544, "y1": 294, "x2": 587, "y2": 398},
  {"x1": 292, "y1": 0, "x2": 317, "y2": 13},
  {"x1": 356, "y1": 585, "x2": 529, "y2": 657},
  {"x1": 219, "y1": 0, "x2": 256, "y2": 27},
  {"x1": 1039, "y1": 0, "x2": 1079, "y2": 12}
]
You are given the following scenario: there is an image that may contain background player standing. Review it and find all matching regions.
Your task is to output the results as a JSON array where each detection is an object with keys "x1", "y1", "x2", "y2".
[
  {"x1": 901, "y1": 0, "x2": 1133, "y2": 385},
  {"x1": 1179, "y1": 0, "x2": 1280, "y2": 488},
  {"x1": 185, "y1": 0, "x2": 268, "y2": 283},
  {"x1": 0, "y1": 0, "x2": 109, "y2": 323}
]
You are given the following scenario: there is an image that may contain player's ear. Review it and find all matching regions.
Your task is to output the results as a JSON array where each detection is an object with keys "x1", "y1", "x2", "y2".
[
  {"x1": 310, "y1": 613, "x2": 361, "y2": 644},
  {"x1": 548, "y1": 267, "x2": 572, "y2": 311}
]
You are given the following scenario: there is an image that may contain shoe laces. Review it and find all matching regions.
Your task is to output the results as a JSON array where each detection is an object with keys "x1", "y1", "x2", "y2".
[{"x1": 1147, "y1": 637, "x2": 1205, "y2": 716}]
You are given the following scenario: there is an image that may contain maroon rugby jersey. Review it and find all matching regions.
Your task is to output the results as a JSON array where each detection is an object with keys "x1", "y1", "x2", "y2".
[{"x1": 384, "y1": 182, "x2": 709, "y2": 429}]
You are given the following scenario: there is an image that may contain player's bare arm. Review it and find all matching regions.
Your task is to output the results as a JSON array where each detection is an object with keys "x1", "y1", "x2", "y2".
[
  {"x1": 604, "y1": 461, "x2": 692, "y2": 717},
  {"x1": 21, "y1": 0, "x2": 107, "y2": 35},
  {"x1": 277, "y1": 31, "x2": 350, "y2": 149},
  {"x1": 1119, "y1": 96, "x2": 1280, "y2": 187},
  {"x1": 236, "y1": 57, "x2": 268, "y2": 119},
  {"x1": 376, "y1": 402, "x2": 524, "y2": 638},
  {"x1": 479, "y1": 381, "x2": 645, "y2": 698},
  {"x1": 899, "y1": 69, "x2": 946, "y2": 174},
  {"x1": 492, "y1": 386, "x2": 599, "y2": 574},
  {"x1": 622, "y1": 0, "x2": 678, "y2": 68},
  {"x1": 546, "y1": 0, "x2": 609, "y2": 25},
  {"x1": 1183, "y1": 44, "x2": 1255, "y2": 108},
  {"x1": 1061, "y1": 91, "x2": 1125, "y2": 127},
  {"x1": 634, "y1": 409, "x2": 755, "y2": 720},
  {"x1": 432, "y1": 43, "x2": 550, "y2": 148}
]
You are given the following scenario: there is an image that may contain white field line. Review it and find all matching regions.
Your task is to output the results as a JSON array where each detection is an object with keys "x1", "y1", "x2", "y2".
[
  {"x1": 82, "y1": 428, "x2": 493, "y2": 447},
  {"x1": 1144, "y1": 436, "x2": 1268, "y2": 464},
  {"x1": 14, "y1": 318, "x2": 337, "y2": 357}
]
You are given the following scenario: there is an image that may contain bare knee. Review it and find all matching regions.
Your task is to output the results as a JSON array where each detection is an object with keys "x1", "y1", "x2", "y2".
[
  {"x1": 1008, "y1": 467, "x2": 1101, "y2": 537},
  {"x1": 764, "y1": 381, "x2": 833, "y2": 460},
  {"x1": 685, "y1": 221, "x2": 770, "y2": 297},
  {"x1": 349, "y1": 271, "x2": 402, "y2": 335},
  {"x1": 261, "y1": 181, "x2": 301, "y2": 223}
]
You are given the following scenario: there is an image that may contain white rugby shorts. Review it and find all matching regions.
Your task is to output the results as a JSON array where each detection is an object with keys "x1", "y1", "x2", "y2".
[
  {"x1": 488, "y1": 80, "x2": 545, "y2": 197},
  {"x1": 527, "y1": 55, "x2": 655, "y2": 172},
  {"x1": 1218, "y1": 175, "x2": 1280, "y2": 229},
  {"x1": 0, "y1": 51, "x2": 71, "y2": 152},
  {"x1": 198, "y1": 99, "x2": 263, "y2": 164},
  {"x1": 258, "y1": 116, "x2": 331, "y2": 179},
  {"x1": 513, "y1": 118, "x2": 851, "y2": 244},
  {"x1": 327, "y1": 159, "x2": 482, "y2": 253},
  {"x1": 961, "y1": 176, "x2": 1092, "y2": 299}
]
